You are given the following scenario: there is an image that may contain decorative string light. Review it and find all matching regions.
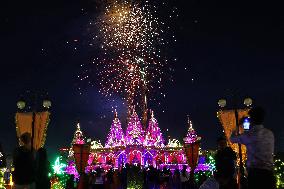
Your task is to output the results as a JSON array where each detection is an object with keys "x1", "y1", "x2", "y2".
[{"x1": 275, "y1": 159, "x2": 284, "y2": 188}]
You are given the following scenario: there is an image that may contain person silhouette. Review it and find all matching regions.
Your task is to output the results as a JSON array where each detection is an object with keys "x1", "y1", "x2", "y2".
[
  {"x1": 35, "y1": 148, "x2": 51, "y2": 189},
  {"x1": 230, "y1": 107, "x2": 276, "y2": 189},
  {"x1": 180, "y1": 165, "x2": 189, "y2": 189},
  {"x1": 215, "y1": 136, "x2": 237, "y2": 189},
  {"x1": 13, "y1": 132, "x2": 36, "y2": 189}
]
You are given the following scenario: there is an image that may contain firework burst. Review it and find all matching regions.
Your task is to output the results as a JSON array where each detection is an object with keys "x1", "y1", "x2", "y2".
[{"x1": 81, "y1": 0, "x2": 176, "y2": 109}]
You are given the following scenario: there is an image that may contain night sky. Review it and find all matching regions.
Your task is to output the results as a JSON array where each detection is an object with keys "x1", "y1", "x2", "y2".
[{"x1": 1, "y1": 0, "x2": 284, "y2": 160}]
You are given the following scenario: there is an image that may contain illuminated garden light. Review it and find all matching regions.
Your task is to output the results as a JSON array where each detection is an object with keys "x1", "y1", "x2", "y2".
[
  {"x1": 52, "y1": 157, "x2": 67, "y2": 175},
  {"x1": 167, "y1": 139, "x2": 182, "y2": 148},
  {"x1": 91, "y1": 140, "x2": 104, "y2": 149},
  {"x1": 275, "y1": 159, "x2": 284, "y2": 188}
]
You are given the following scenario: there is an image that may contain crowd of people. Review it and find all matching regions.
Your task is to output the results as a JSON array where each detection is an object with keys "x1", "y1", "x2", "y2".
[
  {"x1": 80, "y1": 136, "x2": 233, "y2": 189},
  {"x1": 70, "y1": 164, "x2": 199, "y2": 189},
  {"x1": 9, "y1": 106, "x2": 276, "y2": 189}
]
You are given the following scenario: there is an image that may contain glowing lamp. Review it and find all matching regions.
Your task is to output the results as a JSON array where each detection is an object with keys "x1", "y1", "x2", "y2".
[
  {"x1": 17, "y1": 101, "x2": 26, "y2": 109},
  {"x1": 43, "y1": 100, "x2": 51, "y2": 109},
  {"x1": 218, "y1": 99, "x2": 226, "y2": 108},
  {"x1": 243, "y1": 98, "x2": 252, "y2": 107}
]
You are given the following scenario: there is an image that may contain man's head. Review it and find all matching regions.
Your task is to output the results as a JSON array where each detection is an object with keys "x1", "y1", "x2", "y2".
[
  {"x1": 20, "y1": 132, "x2": 31, "y2": 147},
  {"x1": 217, "y1": 136, "x2": 227, "y2": 150},
  {"x1": 248, "y1": 106, "x2": 265, "y2": 125}
]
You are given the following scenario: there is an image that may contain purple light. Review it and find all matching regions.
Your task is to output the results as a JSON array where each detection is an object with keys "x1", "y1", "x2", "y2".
[
  {"x1": 195, "y1": 164, "x2": 210, "y2": 172},
  {"x1": 65, "y1": 161, "x2": 79, "y2": 179},
  {"x1": 198, "y1": 156, "x2": 206, "y2": 164},
  {"x1": 117, "y1": 151, "x2": 127, "y2": 166}
]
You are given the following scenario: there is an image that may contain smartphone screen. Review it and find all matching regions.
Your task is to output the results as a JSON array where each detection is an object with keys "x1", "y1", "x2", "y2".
[{"x1": 243, "y1": 118, "x2": 250, "y2": 130}]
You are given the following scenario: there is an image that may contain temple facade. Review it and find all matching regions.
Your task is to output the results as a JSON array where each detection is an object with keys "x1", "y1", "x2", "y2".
[{"x1": 77, "y1": 110, "x2": 210, "y2": 172}]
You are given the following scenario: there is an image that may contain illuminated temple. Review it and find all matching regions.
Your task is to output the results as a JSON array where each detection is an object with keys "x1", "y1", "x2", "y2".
[{"x1": 68, "y1": 110, "x2": 211, "y2": 173}]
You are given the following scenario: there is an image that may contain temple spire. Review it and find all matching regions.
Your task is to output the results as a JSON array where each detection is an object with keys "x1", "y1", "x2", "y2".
[
  {"x1": 144, "y1": 110, "x2": 164, "y2": 147},
  {"x1": 125, "y1": 110, "x2": 144, "y2": 145},
  {"x1": 72, "y1": 122, "x2": 85, "y2": 145},
  {"x1": 184, "y1": 117, "x2": 200, "y2": 143},
  {"x1": 151, "y1": 109, "x2": 154, "y2": 118},
  {"x1": 105, "y1": 111, "x2": 125, "y2": 147},
  {"x1": 114, "y1": 109, "x2": 118, "y2": 119},
  {"x1": 77, "y1": 122, "x2": 81, "y2": 130}
]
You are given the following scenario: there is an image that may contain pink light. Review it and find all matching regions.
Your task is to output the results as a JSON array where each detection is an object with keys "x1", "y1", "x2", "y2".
[
  {"x1": 75, "y1": 139, "x2": 85, "y2": 144},
  {"x1": 65, "y1": 161, "x2": 79, "y2": 179},
  {"x1": 105, "y1": 111, "x2": 125, "y2": 147}
]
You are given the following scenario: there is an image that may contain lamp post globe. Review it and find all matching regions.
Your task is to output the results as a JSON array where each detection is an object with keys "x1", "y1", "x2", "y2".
[
  {"x1": 244, "y1": 97, "x2": 252, "y2": 107},
  {"x1": 43, "y1": 99, "x2": 51, "y2": 109},
  {"x1": 218, "y1": 99, "x2": 227, "y2": 108},
  {"x1": 17, "y1": 100, "x2": 26, "y2": 110}
]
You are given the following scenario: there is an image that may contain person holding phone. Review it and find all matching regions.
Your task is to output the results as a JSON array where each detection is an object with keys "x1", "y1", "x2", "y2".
[{"x1": 230, "y1": 107, "x2": 275, "y2": 189}]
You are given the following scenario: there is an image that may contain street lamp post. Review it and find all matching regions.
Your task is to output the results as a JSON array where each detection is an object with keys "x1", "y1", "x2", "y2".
[
  {"x1": 218, "y1": 97, "x2": 252, "y2": 189},
  {"x1": 73, "y1": 144, "x2": 90, "y2": 189},
  {"x1": 17, "y1": 93, "x2": 51, "y2": 151}
]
